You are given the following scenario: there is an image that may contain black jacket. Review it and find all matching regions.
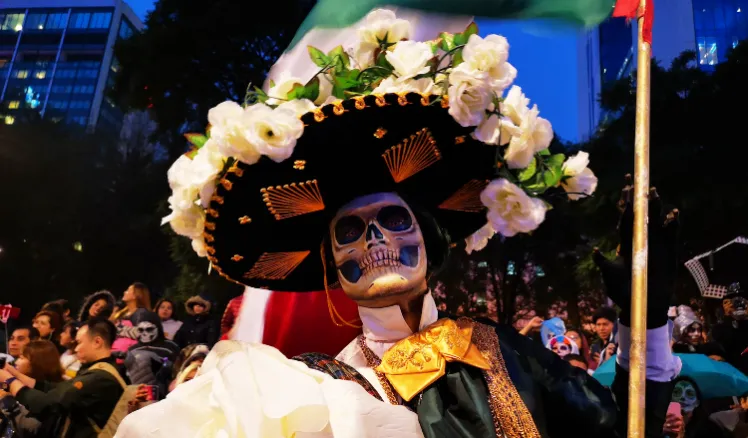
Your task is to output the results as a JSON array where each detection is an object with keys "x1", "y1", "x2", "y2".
[
  {"x1": 16, "y1": 357, "x2": 124, "y2": 438},
  {"x1": 173, "y1": 314, "x2": 219, "y2": 349}
]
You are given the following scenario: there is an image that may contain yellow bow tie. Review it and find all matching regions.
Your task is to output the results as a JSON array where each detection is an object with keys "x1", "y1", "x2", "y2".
[{"x1": 375, "y1": 318, "x2": 491, "y2": 402}]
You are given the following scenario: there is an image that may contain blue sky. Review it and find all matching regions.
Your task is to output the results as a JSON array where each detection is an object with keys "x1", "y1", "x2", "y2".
[{"x1": 128, "y1": 0, "x2": 154, "y2": 20}]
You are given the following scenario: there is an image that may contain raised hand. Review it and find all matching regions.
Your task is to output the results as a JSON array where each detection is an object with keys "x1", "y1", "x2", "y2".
[{"x1": 594, "y1": 175, "x2": 679, "y2": 328}]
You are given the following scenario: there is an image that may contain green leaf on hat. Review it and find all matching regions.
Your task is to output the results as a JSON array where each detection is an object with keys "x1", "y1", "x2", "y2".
[
  {"x1": 288, "y1": 78, "x2": 321, "y2": 102},
  {"x1": 463, "y1": 22, "x2": 479, "y2": 39},
  {"x1": 327, "y1": 45, "x2": 350, "y2": 71},
  {"x1": 548, "y1": 153, "x2": 566, "y2": 168},
  {"x1": 453, "y1": 32, "x2": 468, "y2": 47},
  {"x1": 184, "y1": 133, "x2": 208, "y2": 149},
  {"x1": 517, "y1": 158, "x2": 537, "y2": 182},
  {"x1": 308, "y1": 46, "x2": 331, "y2": 68},
  {"x1": 538, "y1": 148, "x2": 551, "y2": 156},
  {"x1": 439, "y1": 32, "x2": 454, "y2": 51}
]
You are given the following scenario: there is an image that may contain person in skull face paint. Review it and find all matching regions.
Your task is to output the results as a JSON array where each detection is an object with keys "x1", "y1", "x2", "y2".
[
  {"x1": 118, "y1": 10, "x2": 683, "y2": 438},
  {"x1": 124, "y1": 311, "x2": 179, "y2": 389},
  {"x1": 546, "y1": 335, "x2": 579, "y2": 358}
]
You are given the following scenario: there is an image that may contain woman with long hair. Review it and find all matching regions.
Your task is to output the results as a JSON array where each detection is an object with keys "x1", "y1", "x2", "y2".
[
  {"x1": 565, "y1": 327, "x2": 596, "y2": 371},
  {"x1": 111, "y1": 282, "x2": 153, "y2": 350},
  {"x1": 32, "y1": 311, "x2": 63, "y2": 352},
  {"x1": 154, "y1": 298, "x2": 182, "y2": 341}
]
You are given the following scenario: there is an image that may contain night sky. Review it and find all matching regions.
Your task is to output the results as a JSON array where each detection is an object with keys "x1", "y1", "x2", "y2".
[{"x1": 127, "y1": 0, "x2": 154, "y2": 20}]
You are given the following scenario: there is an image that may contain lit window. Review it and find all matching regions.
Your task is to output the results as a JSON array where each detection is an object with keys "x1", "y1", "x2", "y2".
[
  {"x1": 698, "y1": 37, "x2": 719, "y2": 65},
  {"x1": 734, "y1": 37, "x2": 740, "y2": 49},
  {"x1": 1, "y1": 13, "x2": 25, "y2": 31},
  {"x1": 89, "y1": 12, "x2": 112, "y2": 29},
  {"x1": 15, "y1": 70, "x2": 28, "y2": 79},
  {"x1": 8, "y1": 101, "x2": 19, "y2": 109},
  {"x1": 507, "y1": 261, "x2": 516, "y2": 276},
  {"x1": 46, "y1": 13, "x2": 67, "y2": 29},
  {"x1": 5, "y1": 115, "x2": 15, "y2": 125},
  {"x1": 69, "y1": 12, "x2": 90, "y2": 29},
  {"x1": 34, "y1": 70, "x2": 46, "y2": 79}
]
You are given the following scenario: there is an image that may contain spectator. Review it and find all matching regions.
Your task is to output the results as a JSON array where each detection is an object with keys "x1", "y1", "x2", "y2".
[
  {"x1": 77, "y1": 290, "x2": 116, "y2": 322},
  {"x1": 563, "y1": 353, "x2": 589, "y2": 372},
  {"x1": 174, "y1": 295, "x2": 219, "y2": 349},
  {"x1": 43, "y1": 299, "x2": 74, "y2": 323},
  {"x1": 153, "y1": 298, "x2": 182, "y2": 341},
  {"x1": 8, "y1": 326, "x2": 40, "y2": 361},
  {"x1": 14, "y1": 340, "x2": 64, "y2": 383},
  {"x1": 565, "y1": 327, "x2": 595, "y2": 370},
  {"x1": 0, "y1": 317, "x2": 126, "y2": 437},
  {"x1": 32, "y1": 311, "x2": 63, "y2": 351},
  {"x1": 59, "y1": 321, "x2": 81, "y2": 379},
  {"x1": 112, "y1": 283, "x2": 153, "y2": 353},
  {"x1": 590, "y1": 307, "x2": 617, "y2": 365}
]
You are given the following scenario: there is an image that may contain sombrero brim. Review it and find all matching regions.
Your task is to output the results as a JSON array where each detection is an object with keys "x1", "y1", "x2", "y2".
[{"x1": 205, "y1": 92, "x2": 498, "y2": 291}]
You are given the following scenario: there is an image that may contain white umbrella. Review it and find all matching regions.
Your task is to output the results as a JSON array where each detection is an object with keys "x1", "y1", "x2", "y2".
[{"x1": 684, "y1": 236, "x2": 748, "y2": 299}]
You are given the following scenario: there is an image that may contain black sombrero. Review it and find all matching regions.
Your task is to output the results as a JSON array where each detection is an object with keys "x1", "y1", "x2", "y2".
[{"x1": 203, "y1": 92, "x2": 499, "y2": 291}]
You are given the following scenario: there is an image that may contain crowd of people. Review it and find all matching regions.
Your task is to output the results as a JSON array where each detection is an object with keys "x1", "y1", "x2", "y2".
[{"x1": 0, "y1": 282, "x2": 228, "y2": 437}]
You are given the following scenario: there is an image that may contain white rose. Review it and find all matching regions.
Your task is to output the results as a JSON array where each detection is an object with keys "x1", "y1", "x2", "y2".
[
  {"x1": 447, "y1": 66, "x2": 493, "y2": 127},
  {"x1": 462, "y1": 34, "x2": 517, "y2": 93},
  {"x1": 167, "y1": 155, "x2": 194, "y2": 189},
  {"x1": 277, "y1": 98, "x2": 317, "y2": 118},
  {"x1": 316, "y1": 75, "x2": 333, "y2": 105},
  {"x1": 192, "y1": 237, "x2": 208, "y2": 258},
  {"x1": 500, "y1": 86, "x2": 553, "y2": 169},
  {"x1": 465, "y1": 222, "x2": 496, "y2": 254},
  {"x1": 168, "y1": 186, "x2": 199, "y2": 211},
  {"x1": 353, "y1": 9, "x2": 412, "y2": 68},
  {"x1": 191, "y1": 140, "x2": 225, "y2": 207},
  {"x1": 372, "y1": 77, "x2": 436, "y2": 95},
  {"x1": 162, "y1": 204, "x2": 206, "y2": 238},
  {"x1": 480, "y1": 179, "x2": 547, "y2": 237},
  {"x1": 243, "y1": 103, "x2": 304, "y2": 163},
  {"x1": 473, "y1": 114, "x2": 501, "y2": 145},
  {"x1": 208, "y1": 101, "x2": 261, "y2": 165},
  {"x1": 386, "y1": 41, "x2": 433, "y2": 80},
  {"x1": 562, "y1": 151, "x2": 598, "y2": 200},
  {"x1": 266, "y1": 73, "x2": 304, "y2": 106}
]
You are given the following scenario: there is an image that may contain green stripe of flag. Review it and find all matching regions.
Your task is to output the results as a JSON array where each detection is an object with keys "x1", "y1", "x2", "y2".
[{"x1": 290, "y1": 0, "x2": 616, "y2": 49}]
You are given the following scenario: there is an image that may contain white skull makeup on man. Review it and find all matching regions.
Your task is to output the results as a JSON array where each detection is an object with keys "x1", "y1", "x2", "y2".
[
  {"x1": 330, "y1": 193, "x2": 428, "y2": 307},
  {"x1": 136, "y1": 321, "x2": 159, "y2": 344}
]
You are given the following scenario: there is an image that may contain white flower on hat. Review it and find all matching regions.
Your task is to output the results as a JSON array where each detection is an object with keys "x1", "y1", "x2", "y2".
[
  {"x1": 473, "y1": 114, "x2": 501, "y2": 145},
  {"x1": 354, "y1": 9, "x2": 412, "y2": 68},
  {"x1": 265, "y1": 73, "x2": 304, "y2": 106},
  {"x1": 462, "y1": 34, "x2": 517, "y2": 94},
  {"x1": 165, "y1": 140, "x2": 225, "y2": 210},
  {"x1": 244, "y1": 103, "x2": 305, "y2": 163},
  {"x1": 500, "y1": 86, "x2": 553, "y2": 169},
  {"x1": 372, "y1": 77, "x2": 436, "y2": 95},
  {"x1": 191, "y1": 139, "x2": 225, "y2": 207},
  {"x1": 447, "y1": 66, "x2": 493, "y2": 127},
  {"x1": 561, "y1": 151, "x2": 598, "y2": 200},
  {"x1": 192, "y1": 237, "x2": 208, "y2": 258},
  {"x1": 277, "y1": 98, "x2": 317, "y2": 118},
  {"x1": 481, "y1": 179, "x2": 547, "y2": 237},
  {"x1": 162, "y1": 204, "x2": 206, "y2": 239},
  {"x1": 386, "y1": 41, "x2": 433, "y2": 80},
  {"x1": 465, "y1": 222, "x2": 496, "y2": 254},
  {"x1": 209, "y1": 101, "x2": 261, "y2": 165}
]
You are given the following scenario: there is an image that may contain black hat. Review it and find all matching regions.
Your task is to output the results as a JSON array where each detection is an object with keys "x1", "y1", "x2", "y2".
[{"x1": 204, "y1": 93, "x2": 498, "y2": 291}]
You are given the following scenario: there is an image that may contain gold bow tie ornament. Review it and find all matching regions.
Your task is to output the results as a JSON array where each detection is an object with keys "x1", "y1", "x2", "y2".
[{"x1": 375, "y1": 318, "x2": 491, "y2": 402}]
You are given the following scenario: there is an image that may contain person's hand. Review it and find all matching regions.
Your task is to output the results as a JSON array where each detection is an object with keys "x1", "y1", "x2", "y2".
[
  {"x1": 663, "y1": 403, "x2": 684, "y2": 436},
  {"x1": 591, "y1": 351, "x2": 601, "y2": 363},
  {"x1": 519, "y1": 317, "x2": 544, "y2": 335},
  {"x1": 604, "y1": 342, "x2": 617, "y2": 358},
  {"x1": 134, "y1": 384, "x2": 149, "y2": 402},
  {"x1": 0, "y1": 367, "x2": 13, "y2": 382},
  {"x1": 0, "y1": 389, "x2": 9, "y2": 400}
]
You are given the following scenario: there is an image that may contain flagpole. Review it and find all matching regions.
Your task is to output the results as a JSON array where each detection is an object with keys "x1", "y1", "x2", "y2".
[{"x1": 628, "y1": 0, "x2": 651, "y2": 436}]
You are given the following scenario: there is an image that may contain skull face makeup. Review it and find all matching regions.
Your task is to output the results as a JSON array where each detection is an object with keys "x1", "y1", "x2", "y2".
[
  {"x1": 136, "y1": 321, "x2": 159, "y2": 344},
  {"x1": 330, "y1": 193, "x2": 427, "y2": 306},
  {"x1": 671, "y1": 380, "x2": 700, "y2": 413},
  {"x1": 684, "y1": 323, "x2": 703, "y2": 345},
  {"x1": 552, "y1": 342, "x2": 571, "y2": 357}
]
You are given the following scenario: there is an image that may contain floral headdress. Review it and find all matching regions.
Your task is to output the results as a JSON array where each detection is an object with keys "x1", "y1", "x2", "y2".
[{"x1": 162, "y1": 9, "x2": 598, "y2": 291}]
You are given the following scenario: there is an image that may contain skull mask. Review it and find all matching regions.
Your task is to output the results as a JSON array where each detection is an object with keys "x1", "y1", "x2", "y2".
[
  {"x1": 136, "y1": 321, "x2": 158, "y2": 344},
  {"x1": 671, "y1": 380, "x2": 700, "y2": 413},
  {"x1": 684, "y1": 323, "x2": 703, "y2": 345},
  {"x1": 330, "y1": 193, "x2": 427, "y2": 306}
]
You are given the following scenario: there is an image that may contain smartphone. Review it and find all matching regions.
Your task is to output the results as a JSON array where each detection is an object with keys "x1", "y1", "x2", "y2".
[{"x1": 144, "y1": 385, "x2": 159, "y2": 401}]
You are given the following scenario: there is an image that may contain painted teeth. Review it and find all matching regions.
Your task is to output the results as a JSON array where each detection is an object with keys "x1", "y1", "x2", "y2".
[{"x1": 359, "y1": 249, "x2": 401, "y2": 275}]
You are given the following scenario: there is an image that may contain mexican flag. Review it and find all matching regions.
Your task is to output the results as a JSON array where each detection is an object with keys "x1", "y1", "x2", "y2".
[{"x1": 268, "y1": 0, "x2": 617, "y2": 87}]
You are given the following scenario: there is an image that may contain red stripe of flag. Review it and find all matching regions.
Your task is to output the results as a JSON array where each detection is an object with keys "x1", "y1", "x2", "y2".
[{"x1": 613, "y1": 0, "x2": 654, "y2": 46}]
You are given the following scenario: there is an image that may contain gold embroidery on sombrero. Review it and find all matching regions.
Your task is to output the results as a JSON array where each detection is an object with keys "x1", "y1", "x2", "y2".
[
  {"x1": 238, "y1": 216, "x2": 252, "y2": 225},
  {"x1": 438, "y1": 180, "x2": 490, "y2": 213},
  {"x1": 382, "y1": 128, "x2": 441, "y2": 184},
  {"x1": 454, "y1": 135, "x2": 466, "y2": 145},
  {"x1": 293, "y1": 160, "x2": 306, "y2": 170},
  {"x1": 243, "y1": 251, "x2": 311, "y2": 280},
  {"x1": 261, "y1": 180, "x2": 325, "y2": 220},
  {"x1": 373, "y1": 127, "x2": 388, "y2": 139}
]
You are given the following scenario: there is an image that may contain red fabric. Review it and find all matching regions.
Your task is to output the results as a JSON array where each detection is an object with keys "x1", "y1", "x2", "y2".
[
  {"x1": 262, "y1": 289, "x2": 361, "y2": 358},
  {"x1": 220, "y1": 295, "x2": 244, "y2": 339},
  {"x1": 613, "y1": 0, "x2": 654, "y2": 46}
]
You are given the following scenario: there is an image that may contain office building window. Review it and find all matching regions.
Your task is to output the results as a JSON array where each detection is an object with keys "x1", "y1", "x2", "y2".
[
  {"x1": 8, "y1": 101, "x2": 20, "y2": 109},
  {"x1": 49, "y1": 100, "x2": 68, "y2": 109},
  {"x1": 69, "y1": 12, "x2": 90, "y2": 29},
  {"x1": 71, "y1": 116, "x2": 88, "y2": 125},
  {"x1": 14, "y1": 70, "x2": 28, "y2": 79},
  {"x1": 5, "y1": 115, "x2": 15, "y2": 125},
  {"x1": 73, "y1": 85, "x2": 95, "y2": 94},
  {"x1": 89, "y1": 12, "x2": 112, "y2": 29},
  {"x1": 698, "y1": 37, "x2": 719, "y2": 65},
  {"x1": 25, "y1": 86, "x2": 41, "y2": 109},
  {"x1": 55, "y1": 69, "x2": 76, "y2": 78},
  {"x1": 46, "y1": 13, "x2": 68, "y2": 29},
  {"x1": 734, "y1": 36, "x2": 740, "y2": 48},
  {"x1": 77, "y1": 69, "x2": 98, "y2": 78},
  {"x1": 69, "y1": 100, "x2": 91, "y2": 109},
  {"x1": 25, "y1": 13, "x2": 47, "y2": 30},
  {"x1": 1, "y1": 13, "x2": 25, "y2": 31},
  {"x1": 52, "y1": 85, "x2": 72, "y2": 94},
  {"x1": 34, "y1": 70, "x2": 46, "y2": 79}
]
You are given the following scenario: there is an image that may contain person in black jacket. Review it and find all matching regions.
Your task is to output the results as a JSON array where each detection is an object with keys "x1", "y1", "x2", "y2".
[{"x1": 173, "y1": 295, "x2": 219, "y2": 349}]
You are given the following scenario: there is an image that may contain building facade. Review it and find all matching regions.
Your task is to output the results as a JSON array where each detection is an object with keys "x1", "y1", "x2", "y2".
[{"x1": 0, "y1": 0, "x2": 142, "y2": 133}]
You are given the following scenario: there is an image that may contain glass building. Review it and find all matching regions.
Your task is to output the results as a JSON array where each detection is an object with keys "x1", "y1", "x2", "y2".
[
  {"x1": 0, "y1": 0, "x2": 143, "y2": 133},
  {"x1": 692, "y1": 0, "x2": 748, "y2": 68}
]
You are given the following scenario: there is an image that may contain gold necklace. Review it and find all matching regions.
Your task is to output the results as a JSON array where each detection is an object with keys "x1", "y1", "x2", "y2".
[{"x1": 358, "y1": 335, "x2": 401, "y2": 406}]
